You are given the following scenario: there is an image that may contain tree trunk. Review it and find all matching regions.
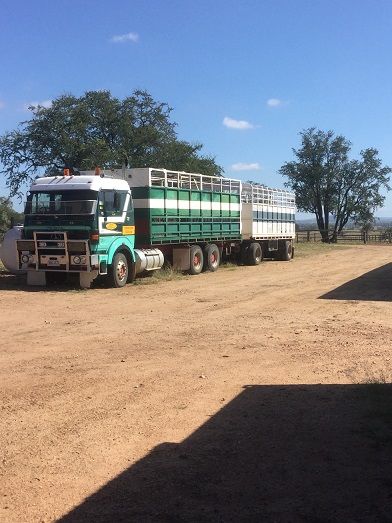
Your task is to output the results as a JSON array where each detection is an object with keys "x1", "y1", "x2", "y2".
[
  {"x1": 315, "y1": 206, "x2": 328, "y2": 243},
  {"x1": 320, "y1": 229, "x2": 330, "y2": 243}
]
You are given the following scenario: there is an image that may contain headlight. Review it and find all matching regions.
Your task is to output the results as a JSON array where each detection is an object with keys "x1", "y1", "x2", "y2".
[
  {"x1": 73, "y1": 256, "x2": 81, "y2": 264},
  {"x1": 21, "y1": 254, "x2": 30, "y2": 263}
]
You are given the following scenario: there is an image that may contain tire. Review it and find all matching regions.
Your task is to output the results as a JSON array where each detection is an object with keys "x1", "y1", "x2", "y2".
[
  {"x1": 203, "y1": 244, "x2": 220, "y2": 272},
  {"x1": 240, "y1": 243, "x2": 249, "y2": 265},
  {"x1": 127, "y1": 259, "x2": 136, "y2": 283},
  {"x1": 277, "y1": 240, "x2": 293, "y2": 261},
  {"x1": 189, "y1": 245, "x2": 203, "y2": 275},
  {"x1": 247, "y1": 242, "x2": 263, "y2": 265},
  {"x1": 109, "y1": 252, "x2": 128, "y2": 287}
]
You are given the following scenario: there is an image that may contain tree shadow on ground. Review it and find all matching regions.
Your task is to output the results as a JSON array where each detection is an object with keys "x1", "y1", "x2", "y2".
[
  {"x1": 320, "y1": 263, "x2": 392, "y2": 302},
  {"x1": 0, "y1": 271, "x2": 81, "y2": 292},
  {"x1": 60, "y1": 384, "x2": 392, "y2": 522},
  {"x1": 0, "y1": 271, "x2": 102, "y2": 292}
]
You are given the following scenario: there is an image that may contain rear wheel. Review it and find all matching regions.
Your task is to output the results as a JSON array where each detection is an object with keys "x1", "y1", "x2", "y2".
[
  {"x1": 109, "y1": 252, "x2": 128, "y2": 287},
  {"x1": 189, "y1": 245, "x2": 203, "y2": 275},
  {"x1": 247, "y1": 242, "x2": 263, "y2": 265},
  {"x1": 277, "y1": 240, "x2": 293, "y2": 261},
  {"x1": 203, "y1": 244, "x2": 220, "y2": 272}
]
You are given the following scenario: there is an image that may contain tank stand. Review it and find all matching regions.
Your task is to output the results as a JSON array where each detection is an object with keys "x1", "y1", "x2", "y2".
[
  {"x1": 27, "y1": 271, "x2": 46, "y2": 286},
  {"x1": 79, "y1": 271, "x2": 98, "y2": 289}
]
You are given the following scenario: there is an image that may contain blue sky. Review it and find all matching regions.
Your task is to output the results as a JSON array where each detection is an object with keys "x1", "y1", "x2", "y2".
[{"x1": 1, "y1": 0, "x2": 392, "y2": 215}]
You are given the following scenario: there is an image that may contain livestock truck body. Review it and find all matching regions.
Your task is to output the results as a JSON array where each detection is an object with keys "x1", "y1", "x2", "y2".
[{"x1": 13, "y1": 167, "x2": 295, "y2": 288}]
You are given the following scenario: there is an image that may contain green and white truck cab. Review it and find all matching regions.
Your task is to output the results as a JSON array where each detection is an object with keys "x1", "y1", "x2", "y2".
[{"x1": 17, "y1": 170, "x2": 163, "y2": 288}]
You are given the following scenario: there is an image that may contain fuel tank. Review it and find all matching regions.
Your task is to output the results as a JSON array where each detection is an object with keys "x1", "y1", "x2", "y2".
[{"x1": 134, "y1": 248, "x2": 164, "y2": 274}]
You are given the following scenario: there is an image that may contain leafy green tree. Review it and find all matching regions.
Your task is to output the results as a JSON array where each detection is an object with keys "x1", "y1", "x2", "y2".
[
  {"x1": 0, "y1": 90, "x2": 222, "y2": 197},
  {"x1": 354, "y1": 212, "x2": 376, "y2": 234},
  {"x1": 0, "y1": 198, "x2": 23, "y2": 240},
  {"x1": 154, "y1": 140, "x2": 220, "y2": 176},
  {"x1": 280, "y1": 128, "x2": 391, "y2": 242}
]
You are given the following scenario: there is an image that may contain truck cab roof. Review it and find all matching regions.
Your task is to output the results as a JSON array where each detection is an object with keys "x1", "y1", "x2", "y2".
[{"x1": 30, "y1": 175, "x2": 130, "y2": 193}]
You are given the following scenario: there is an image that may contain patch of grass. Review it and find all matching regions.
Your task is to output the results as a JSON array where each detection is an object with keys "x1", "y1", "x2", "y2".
[
  {"x1": 220, "y1": 261, "x2": 238, "y2": 271},
  {"x1": 359, "y1": 371, "x2": 392, "y2": 447},
  {"x1": 294, "y1": 242, "x2": 353, "y2": 258},
  {"x1": 363, "y1": 370, "x2": 390, "y2": 385},
  {"x1": 133, "y1": 267, "x2": 188, "y2": 285},
  {"x1": 133, "y1": 276, "x2": 158, "y2": 286}
]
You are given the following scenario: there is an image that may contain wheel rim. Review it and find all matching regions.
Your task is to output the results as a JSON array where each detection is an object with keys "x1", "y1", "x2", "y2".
[
  {"x1": 193, "y1": 253, "x2": 202, "y2": 270},
  {"x1": 116, "y1": 259, "x2": 127, "y2": 281}
]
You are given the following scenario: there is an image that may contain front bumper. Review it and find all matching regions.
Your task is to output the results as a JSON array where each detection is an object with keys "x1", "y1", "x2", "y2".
[{"x1": 16, "y1": 231, "x2": 99, "y2": 273}]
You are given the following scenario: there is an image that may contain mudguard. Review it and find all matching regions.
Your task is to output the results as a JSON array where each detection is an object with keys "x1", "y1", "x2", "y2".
[{"x1": 107, "y1": 237, "x2": 135, "y2": 265}]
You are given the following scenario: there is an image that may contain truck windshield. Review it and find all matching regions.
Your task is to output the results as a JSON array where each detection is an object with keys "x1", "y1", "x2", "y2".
[{"x1": 25, "y1": 190, "x2": 98, "y2": 215}]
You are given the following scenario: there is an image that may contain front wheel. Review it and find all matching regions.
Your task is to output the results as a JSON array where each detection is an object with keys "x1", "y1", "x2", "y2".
[{"x1": 109, "y1": 252, "x2": 128, "y2": 287}]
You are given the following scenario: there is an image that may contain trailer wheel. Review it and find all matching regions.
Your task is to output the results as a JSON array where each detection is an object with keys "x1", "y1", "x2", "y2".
[
  {"x1": 189, "y1": 245, "x2": 203, "y2": 275},
  {"x1": 247, "y1": 242, "x2": 263, "y2": 265},
  {"x1": 277, "y1": 240, "x2": 293, "y2": 261},
  {"x1": 109, "y1": 252, "x2": 128, "y2": 287},
  {"x1": 204, "y1": 244, "x2": 220, "y2": 272}
]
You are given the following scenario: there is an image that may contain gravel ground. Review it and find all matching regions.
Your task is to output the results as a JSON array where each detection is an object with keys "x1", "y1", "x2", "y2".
[{"x1": 1, "y1": 244, "x2": 392, "y2": 522}]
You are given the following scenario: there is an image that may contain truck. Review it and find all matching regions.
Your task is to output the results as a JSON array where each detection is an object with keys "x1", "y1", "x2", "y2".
[{"x1": 9, "y1": 167, "x2": 295, "y2": 288}]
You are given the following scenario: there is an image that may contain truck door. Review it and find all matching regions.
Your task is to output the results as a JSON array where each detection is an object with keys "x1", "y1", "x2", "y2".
[{"x1": 98, "y1": 190, "x2": 134, "y2": 236}]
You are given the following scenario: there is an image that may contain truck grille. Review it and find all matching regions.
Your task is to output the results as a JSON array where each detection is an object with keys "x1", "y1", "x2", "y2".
[
  {"x1": 25, "y1": 231, "x2": 90, "y2": 272},
  {"x1": 35, "y1": 231, "x2": 67, "y2": 253}
]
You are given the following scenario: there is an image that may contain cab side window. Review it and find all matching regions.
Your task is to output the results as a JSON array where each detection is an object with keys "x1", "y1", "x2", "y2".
[{"x1": 100, "y1": 191, "x2": 127, "y2": 216}]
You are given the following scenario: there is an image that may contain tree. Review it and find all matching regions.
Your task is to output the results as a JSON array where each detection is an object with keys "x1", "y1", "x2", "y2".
[
  {"x1": 0, "y1": 198, "x2": 23, "y2": 240},
  {"x1": 280, "y1": 128, "x2": 391, "y2": 242},
  {"x1": 0, "y1": 90, "x2": 222, "y2": 197}
]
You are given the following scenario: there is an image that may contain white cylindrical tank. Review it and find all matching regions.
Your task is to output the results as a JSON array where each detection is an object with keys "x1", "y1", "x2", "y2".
[{"x1": 0, "y1": 226, "x2": 26, "y2": 274}]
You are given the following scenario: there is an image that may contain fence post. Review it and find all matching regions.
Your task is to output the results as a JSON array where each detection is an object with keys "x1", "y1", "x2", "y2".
[{"x1": 307, "y1": 231, "x2": 310, "y2": 242}]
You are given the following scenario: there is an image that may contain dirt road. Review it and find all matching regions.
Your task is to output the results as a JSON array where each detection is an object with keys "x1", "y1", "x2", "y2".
[{"x1": 1, "y1": 245, "x2": 392, "y2": 522}]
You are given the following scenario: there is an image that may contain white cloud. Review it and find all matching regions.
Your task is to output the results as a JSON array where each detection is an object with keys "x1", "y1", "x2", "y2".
[
  {"x1": 111, "y1": 32, "x2": 139, "y2": 43},
  {"x1": 267, "y1": 98, "x2": 283, "y2": 107},
  {"x1": 223, "y1": 116, "x2": 255, "y2": 130},
  {"x1": 24, "y1": 99, "x2": 52, "y2": 111},
  {"x1": 231, "y1": 162, "x2": 261, "y2": 171}
]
